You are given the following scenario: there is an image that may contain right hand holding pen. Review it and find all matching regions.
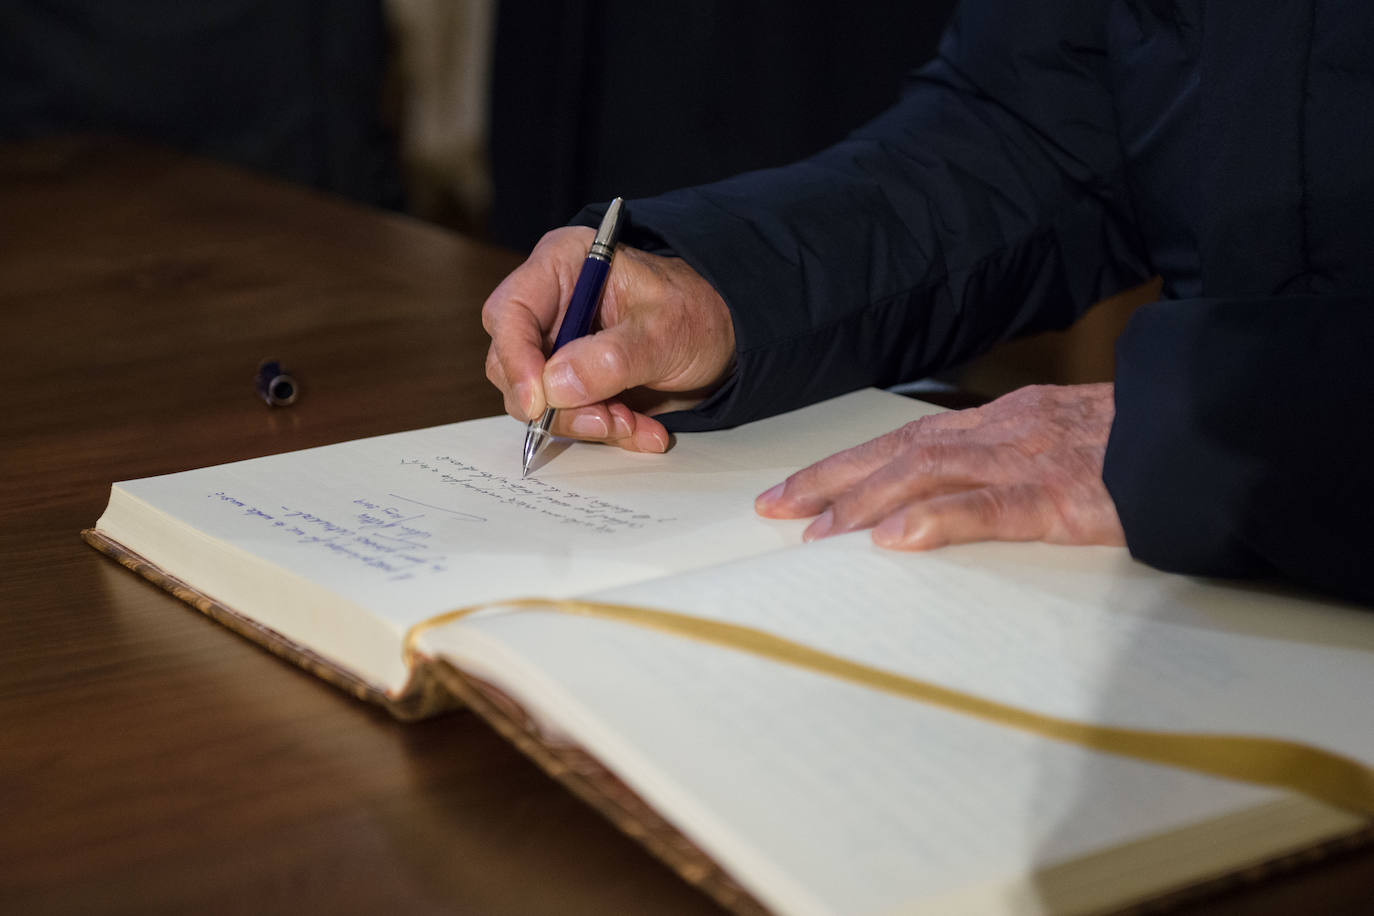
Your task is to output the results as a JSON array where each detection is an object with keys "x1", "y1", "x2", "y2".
[{"x1": 483, "y1": 226, "x2": 736, "y2": 452}]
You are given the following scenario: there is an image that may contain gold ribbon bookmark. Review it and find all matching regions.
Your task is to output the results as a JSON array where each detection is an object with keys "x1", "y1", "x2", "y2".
[{"x1": 404, "y1": 598, "x2": 1374, "y2": 816}]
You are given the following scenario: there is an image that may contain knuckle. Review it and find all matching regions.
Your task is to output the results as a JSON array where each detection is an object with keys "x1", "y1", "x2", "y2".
[
  {"x1": 779, "y1": 470, "x2": 809, "y2": 499},
  {"x1": 894, "y1": 419, "x2": 927, "y2": 447},
  {"x1": 540, "y1": 226, "x2": 595, "y2": 267},
  {"x1": 906, "y1": 441, "x2": 956, "y2": 477},
  {"x1": 480, "y1": 298, "x2": 512, "y2": 338},
  {"x1": 595, "y1": 336, "x2": 632, "y2": 382},
  {"x1": 1001, "y1": 384, "x2": 1040, "y2": 411},
  {"x1": 827, "y1": 491, "x2": 877, "y2": 533},
  {"x1": 484, "y1": 347, "x2": 503, "y2": 385},
  {"x1": 1027, "y1": 384, "x2": 1060, "y2": 412},
  {"x1": 501, "y1": 389, "x2": 521, "y2": 419},
  {"x1": 973, "y1": 487, "x2": 1009, "y2": 523},
  {"x1": 976, "y1": 483, "x2": 1050, "y2": 540},
  {"x1": 481, "y1": 274, "x2": 531, "y2": 335},
  {"x1": 776, "y1": 468, "x2": 825, "y2": 509},
  {"x1": 480, "y1": 296, "x2": 500, "y2": 334}
]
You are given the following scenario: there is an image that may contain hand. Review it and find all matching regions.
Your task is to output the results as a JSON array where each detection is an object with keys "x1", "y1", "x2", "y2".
[
  {"x1": 482, "y1": 226, "x2": 736, "y2": 452},
  {"x1": 755, "y1": 383, "x2": 1126, "y2": 550}
]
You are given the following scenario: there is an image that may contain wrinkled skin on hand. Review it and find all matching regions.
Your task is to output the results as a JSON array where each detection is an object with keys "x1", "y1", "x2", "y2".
[
  {"x1": 482, "y1": 227, "x2": 736, "y2": 453},
  {"x1": 756, "y1": 383, "x2": 1126, "y2": 551}
]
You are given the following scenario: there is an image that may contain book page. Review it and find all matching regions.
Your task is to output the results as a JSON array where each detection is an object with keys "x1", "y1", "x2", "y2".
[
  {"x1": 97, "y1": 389, "x2": 937, "y2": 691},
  {"x1": 417, "y1": 535, "x2": 1374, "y2": 915}
]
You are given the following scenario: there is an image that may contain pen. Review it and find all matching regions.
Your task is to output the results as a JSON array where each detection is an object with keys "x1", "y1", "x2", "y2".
[{"x1": 521, "y1": 197, "x2": 625, "y2": 477}]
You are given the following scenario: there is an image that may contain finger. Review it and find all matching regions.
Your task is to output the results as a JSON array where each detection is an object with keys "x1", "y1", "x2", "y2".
[
  {"x1": 607, "y1": 401, "x2": 672, "y2": 452},
  {"x1": 485, "y1": 342, "x2": 506, "y2": 391},
  {"x1": 755, "y1": 415, "x2": 970, "y2": 519},
  {"x1": 487, "y1": 301, "x2": 552, "y2": 420},
  {"x1": 549, "y1": 404, "x2": 613, "y2": 441},
  {"x1": 547, "y1": 401, "x2": 671, "y2": 453},
  {"x1": 802, "y1": 442, "x2": 990, "y2": 541},
  {"x1": 489, "y1": 347, "x2": 548, "y2": 426},
  {"x1": 755, "y1": 430, "x2": 916, "y2": 519},
  {"x1": 871, "y1": 484, "x2": 1054, "y2": 550},
  {"x1": 542, "y1": 315, "x2": 680, "y2": 410},
  {"x1": 486, "y1": 344, "x2": 529, "y2": 422}
]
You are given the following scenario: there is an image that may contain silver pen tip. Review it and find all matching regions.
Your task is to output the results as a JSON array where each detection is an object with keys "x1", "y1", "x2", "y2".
[{"x1": 521, "y1": 429, "x2": 540, "y2": 477}]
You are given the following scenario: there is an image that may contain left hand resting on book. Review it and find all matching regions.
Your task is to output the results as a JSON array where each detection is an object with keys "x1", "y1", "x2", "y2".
[{"x1": 754, "y1": 384, "x2": 1127, "y2": 550}]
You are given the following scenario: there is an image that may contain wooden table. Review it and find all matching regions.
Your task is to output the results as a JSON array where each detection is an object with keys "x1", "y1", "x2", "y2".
[{"x1": 1, "y1": 136, "x2": 1370, "y2": 915}]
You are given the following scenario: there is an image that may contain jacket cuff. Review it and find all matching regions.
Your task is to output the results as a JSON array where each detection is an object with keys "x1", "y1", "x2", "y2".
[{"x1": 1104, "y1": 300, "x2": 1261, "y2": 579}]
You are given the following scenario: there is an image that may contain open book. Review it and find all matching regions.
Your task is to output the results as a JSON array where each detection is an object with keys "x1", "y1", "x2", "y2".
[{"x1": 87, "y1": 389, "x2": 1374, "y2": 915}]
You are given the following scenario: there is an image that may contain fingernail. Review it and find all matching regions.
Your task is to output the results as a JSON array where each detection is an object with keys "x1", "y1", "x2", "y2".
[
  {"x1": 755, "y1": 483, "x2": 785, "y2": 508},
  {"x1": 803, "y1": 508, "x2": 834, "y2": 542},
  {"x1": 570, "y1": 413, "x2": 609, "y2": 438},
  {"x1": 611, "y1": 412, "x2": 632, "y2": 438},
  {"x1": 546, "y1": 362, "x2": 587, "y2": 405},
  {"x1": 633, "y1": 426, "x2": 668, "y2": 452},
  {"x1": 873, "y1": 515, "x2": 905, "y2": 547}
]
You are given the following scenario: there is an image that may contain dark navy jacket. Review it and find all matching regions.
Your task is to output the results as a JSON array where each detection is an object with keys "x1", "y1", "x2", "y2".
[{"x1": 577, "y1": 0, "x2": 1374, "y2": 605}]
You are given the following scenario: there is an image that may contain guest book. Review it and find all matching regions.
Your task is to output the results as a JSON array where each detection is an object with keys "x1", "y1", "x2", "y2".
[{"x1": 86, "y1": 389, "x2": 1374, "y2": 915}]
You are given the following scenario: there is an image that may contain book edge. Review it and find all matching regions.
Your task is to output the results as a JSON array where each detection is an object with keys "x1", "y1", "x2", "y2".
[
  {"x1": 83, "y1": 526, "x2": 1374, "y2": 912},
  {"x1": 418, "y1": 632, "x2": 1374, "y2": 916},
  {"x1": 424, "y1": 656, "x2": 773, "y2": 916},
  {"x1": 919, "y1": 800, "x2": 1374, "y2": 915},
  {"x1": 82, "y1": 528, "x2": 458, "y2": 722},
  {"x1": 1104, "y1": 817, "x2": 1374, "y2": 915}
]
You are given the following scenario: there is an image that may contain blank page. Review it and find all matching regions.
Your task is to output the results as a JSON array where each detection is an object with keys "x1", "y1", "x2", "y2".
[{"x1": 419, "y1": 535, "x2": 1374, "y2": 915}]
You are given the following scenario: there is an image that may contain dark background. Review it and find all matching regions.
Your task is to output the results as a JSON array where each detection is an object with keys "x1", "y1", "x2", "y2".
[
  {"x1": 487, "y1": 1, "x2": 956, "y2": 248},
  {"x1": 0, "y1": 0, "x2": 404, "y2": 209},
  {"x1": 0, "y1": 0, "x2": 956, "y2": 250}
]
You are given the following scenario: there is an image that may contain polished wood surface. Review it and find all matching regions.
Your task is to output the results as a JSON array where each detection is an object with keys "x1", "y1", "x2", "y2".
[
  {"x1": 1, "y1": 136, "x2": 1371, "y2": 915},
  {"x1": 0, "y1": 136, "x2": 724, "y2": 916}
]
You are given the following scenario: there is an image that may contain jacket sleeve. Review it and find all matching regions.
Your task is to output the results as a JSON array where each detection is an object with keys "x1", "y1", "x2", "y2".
[
  {"x1": 1104, "y1": 295, "x2": 1374, "y2": 606},
  {"x1": 575, "y1": 0, "x2": 1151, "y2": 432}
]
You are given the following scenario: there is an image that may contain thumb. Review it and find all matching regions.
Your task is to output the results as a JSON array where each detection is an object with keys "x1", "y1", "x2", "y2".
[{"x1": 542, "y1": 318, "x2": 667, "y2": 409}]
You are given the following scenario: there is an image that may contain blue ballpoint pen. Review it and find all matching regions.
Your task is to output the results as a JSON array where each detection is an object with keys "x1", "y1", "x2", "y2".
[{"x1": 521, "y1": 197, "x2": 625, "y2": 477}]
